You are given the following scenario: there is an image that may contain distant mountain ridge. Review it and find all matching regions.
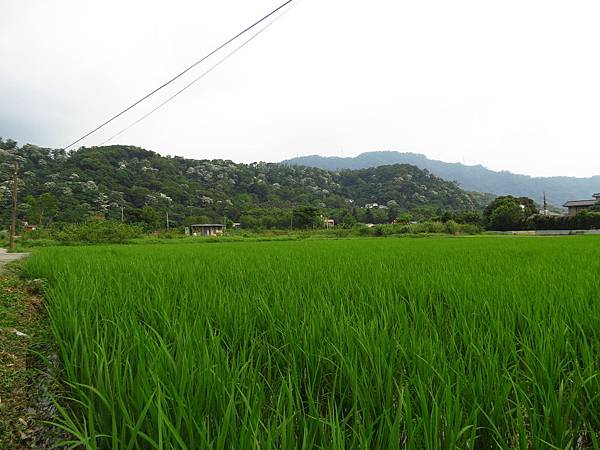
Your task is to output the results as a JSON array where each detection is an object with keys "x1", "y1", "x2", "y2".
[{"x1": 282, "y1": 152, "x2": 600, "y2": 206}]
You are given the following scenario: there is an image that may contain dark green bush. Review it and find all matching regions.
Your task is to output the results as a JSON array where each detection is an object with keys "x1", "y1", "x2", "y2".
[
  {"x1": 52, "y1": 221, "x2": 143, "y2": 244},
  {"x1": 526, "y1": 212, "x2": 600, "y2": 231},
  {"x1": 341, "y1": 222, "x2": 481, "y2": 238}
]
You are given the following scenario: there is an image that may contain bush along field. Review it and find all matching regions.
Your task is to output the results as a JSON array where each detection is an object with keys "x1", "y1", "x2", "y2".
[
  {"x1": 24, "y1": 236, "x2": 600, "y2": 449},
  {"x1": 8, "y1": 220, "x2": 483, "y2": 251}
]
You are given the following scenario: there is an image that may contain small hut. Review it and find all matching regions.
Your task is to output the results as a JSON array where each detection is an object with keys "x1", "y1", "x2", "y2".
[{"x1": 189, "y1": 224, "x2": 225, "y2": 237}]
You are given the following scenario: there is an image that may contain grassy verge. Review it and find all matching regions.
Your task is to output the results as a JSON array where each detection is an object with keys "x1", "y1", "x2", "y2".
[{"x1": 0, "y1": 266, "x2": 62, "y2": 448}]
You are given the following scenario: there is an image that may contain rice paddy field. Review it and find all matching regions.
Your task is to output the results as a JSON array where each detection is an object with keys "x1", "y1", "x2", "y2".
[{"x1": 25, "y1": 236, "x2": 600, "y2": 449}]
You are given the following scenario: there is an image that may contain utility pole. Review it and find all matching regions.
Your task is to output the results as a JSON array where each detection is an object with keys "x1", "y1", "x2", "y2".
[
  {"x1": 543, "y1": 192, "x2": 548, "y2": 216},
  {"x1": 9, "y1": 162, "x2": 18, "y2": 251},
  {"x1": 166, "y1": 211, "x2": 170, "y2": 231},
  {"x1": 121, "y1": 205, "x2": 125, "y2": 222}
]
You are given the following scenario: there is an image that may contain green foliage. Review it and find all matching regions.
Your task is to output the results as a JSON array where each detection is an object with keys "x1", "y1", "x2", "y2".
[
  {"x1": 484, "y1": 195, "x2": 537, "y2": 230},
  {"x1": 24, "y1": 237, "x2": 600, "y2": 448},
  {"x1": 395, "y1": 212, "x2": 413, "y2": 223},
  {"x1": 0, "y1": 140, "x2": 488, "y2": 231},
  {"x1": 24, "y1": 193, "x2": 58, "y2": 226},
  {"x1": 0, "y1": 275, "x2": 56, "y2": 449},
  {"x1": 589, "y1": 203, "x2": 600, "y2": 213},
  {"x1": 458, "y1": 210, "x2": 483, "y2": 224},
  {"x1": 337, "y1": 164, "x2": 483, "y2": 211},
  {"x1": 490, "y1": 204, "x2": 523, "y2": 231},
  {"x1": 292, "y1": 206, "x2": 321, "y2": 229},
  {"x1": 51, "y1": 221, "x2": 143, "y2": 244},
  {"x1": 344, "y1": 221, "x2": 481, "y2": 237},
  {"x1": 337, "y1": 209, "x2": 358, "y2": 228},
  {"x1": 526, "y1": 211, "x2": 600, "y2": 230},
  {"x1": 284, "y1": 150, "x2": 600, "y2": 206}
]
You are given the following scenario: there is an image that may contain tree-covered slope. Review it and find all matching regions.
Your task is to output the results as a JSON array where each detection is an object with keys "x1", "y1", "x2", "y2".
[
  {"x1": 283, "y1": 151, "x2": 600, "y2": 206},
  {"x1": 1, "y1": 139, "x2": 488, "y2": 228}
]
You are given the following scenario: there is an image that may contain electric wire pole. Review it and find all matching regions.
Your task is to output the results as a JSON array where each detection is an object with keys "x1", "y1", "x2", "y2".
[{"x1": 9, "y1": 162, "x2": 18, "y2": 251}]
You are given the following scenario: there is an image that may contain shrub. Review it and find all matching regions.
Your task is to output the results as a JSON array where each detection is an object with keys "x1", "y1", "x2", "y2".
[
  {"x1": 344, "y1": 221, "x2": 482, "y2": 237},
  {"x1": 459, "y1": 223, "x2": 484, "y2": 235},
  {"x1": 373, "y1": 225, "x2": 386, "y2": 237},
  {"x1": 526, "y1": 212, "x2": 600, "y2": 231},
  {"x1": 52, "y1": 221, "x2": 143, "y2": 244},
  {"x1": 21, "y1": 228, "x2": 53, "y2": 241},
  {"x1": 443, "y1": 220, "x2": 459, "y2": 235},
  {"x1": 356, "y1": 225, "x2": 373, "y2": 237},
  {"x1": 154, "y1": 230, "x2": 184, "y2": 240}
]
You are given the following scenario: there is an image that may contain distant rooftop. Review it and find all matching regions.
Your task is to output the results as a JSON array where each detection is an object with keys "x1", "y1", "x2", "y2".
[
  {"x1": 190, "y1": 224, "x2": 225, "y2": 227},
  {"x1": 563, "y1": 200, "x2": 598, "y2": 207}
]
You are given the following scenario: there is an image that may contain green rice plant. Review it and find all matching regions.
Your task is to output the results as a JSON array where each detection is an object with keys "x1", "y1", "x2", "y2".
[{"x1": 25, "y1": 236, "x2": 600, "y2": 449}]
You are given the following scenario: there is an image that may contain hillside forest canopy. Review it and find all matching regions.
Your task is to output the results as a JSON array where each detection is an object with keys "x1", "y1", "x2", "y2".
[
  {"x1": 3, "y1": 138, "x2": 599, "y2": 234},
  {"x1": 0, "y1": 138, "x2": 491, "y2": 231}
]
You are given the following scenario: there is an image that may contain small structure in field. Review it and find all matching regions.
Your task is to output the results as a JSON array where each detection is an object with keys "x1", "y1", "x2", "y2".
[
  {"x1": 563, "y1": 193, "x2": 600, "y2": 216},
  {"x1": 324, "y1": 219, "x2": 335, "y2": 228},
  {"x1": 189, "y1": 224, "x2": 225, "y2": 237}
]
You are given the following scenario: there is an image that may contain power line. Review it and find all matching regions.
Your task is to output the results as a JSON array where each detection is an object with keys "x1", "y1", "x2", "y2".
[
  {"x1": 99, "y1": 2, "x2": 297, "y2": 146},
  {"x1": 64, "y1": 0, "x2": 295, "y2": 150}
]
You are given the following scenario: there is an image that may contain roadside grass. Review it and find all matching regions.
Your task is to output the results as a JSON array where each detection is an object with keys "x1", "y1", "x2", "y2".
[
  {"x1": 23, "y1": 236, "x2": 600, "y2": 448},
  {"x1": 0, "y1": 267, "x2": 62, "y2": 449}
]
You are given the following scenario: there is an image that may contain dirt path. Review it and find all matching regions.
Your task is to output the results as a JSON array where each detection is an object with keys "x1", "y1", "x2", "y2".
[{"x1": 0, "y1": 248, "x2": 29, "y2": 272}]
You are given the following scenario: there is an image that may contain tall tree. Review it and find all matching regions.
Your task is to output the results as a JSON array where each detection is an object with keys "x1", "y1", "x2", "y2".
[{"x1": 25, "y1": 193, "x2": 58, "y2": 226}]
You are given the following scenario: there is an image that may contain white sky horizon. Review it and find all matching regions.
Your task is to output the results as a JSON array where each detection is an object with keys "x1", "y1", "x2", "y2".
[{"x1": 2, "y1": 0, "x2": 600, "y2": 178}]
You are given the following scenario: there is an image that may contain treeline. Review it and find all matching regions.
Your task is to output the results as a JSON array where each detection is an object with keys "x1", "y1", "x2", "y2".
[
  {"x1": 4, "y1": 138, "x2": 597, "y2": 235},
  {"x1": 484, "y1": 195, "x2": 600, "y2": 231},
  {"x1": 0, "y1": 138, "x2": 490, "y2": 232},
  {"x1": 526, "y1": 213, "x2": 600, "y2": 230},
  {"x1": 5, "y1": 218, "x2": 483, "y2": 247}
]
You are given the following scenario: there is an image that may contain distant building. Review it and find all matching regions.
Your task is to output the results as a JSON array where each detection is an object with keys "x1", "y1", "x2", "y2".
[
  {"x1": 189, "y1": 224, "x2": 225, "y2": 237},
  {"x1": 563, "y1": 193, "x2": 600, "y2": 217},
  {"x1": 23, "y1": 222, "x2": 37, "y2": 232},
  {"x1": 324, "y1": 219, "x2": 335, "y2": 228},
  {"x1": 539, "y1": 209, "x2": 562, "y2": 217}
]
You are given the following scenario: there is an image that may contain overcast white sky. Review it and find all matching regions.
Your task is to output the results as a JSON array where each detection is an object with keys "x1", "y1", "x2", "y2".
[{"x1": 1, "y1": 0, "x2": 600, "y2": 177}]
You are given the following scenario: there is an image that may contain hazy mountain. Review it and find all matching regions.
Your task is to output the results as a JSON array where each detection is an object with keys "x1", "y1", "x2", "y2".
[{"x1": 283, "y1": 152, "x2": 600, "y2": 206}]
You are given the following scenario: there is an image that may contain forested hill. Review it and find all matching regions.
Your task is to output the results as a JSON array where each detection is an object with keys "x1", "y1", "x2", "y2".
[
  {"x1": 0, "y1": 139, "x2": 490, "y2": 228},
  {"x1": 283, "y1": 151, "x2": 600, "y2": 206}
]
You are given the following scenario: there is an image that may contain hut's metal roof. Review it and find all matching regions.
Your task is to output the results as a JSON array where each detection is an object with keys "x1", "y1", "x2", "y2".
[
  {"x1": 190, "y1": 224, "x2": 225, "y2": 227},
  {"x1": 563, "y1": 200, "x2": 598, "y2": 207}
]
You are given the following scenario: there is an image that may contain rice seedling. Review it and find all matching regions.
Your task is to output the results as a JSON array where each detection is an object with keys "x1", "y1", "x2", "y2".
[{"x1": 25, "y1": 236, "x2": 600, "y2": 449}]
